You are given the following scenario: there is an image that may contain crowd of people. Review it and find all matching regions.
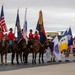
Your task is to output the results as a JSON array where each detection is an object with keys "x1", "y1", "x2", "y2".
[
  {"x1": 0, "y1": 27, "x2": 40, "y2": 52},
  {"x1": 45, "y1": 36, "x2": 75, "y2": 63},
  {"x1": 0, "y1": 27, "x2": 75, "y2": 64}
]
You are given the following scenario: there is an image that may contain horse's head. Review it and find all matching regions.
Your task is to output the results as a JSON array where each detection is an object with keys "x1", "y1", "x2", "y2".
[
  {"x1": 49, "y1": 41, "x2": 54, "y2": 52},
  {"x1": 28, "y1": 39, "x2": 34, "y2": 48},
  {"x1": 18, "y1": 39, "x2": 27, "y2": 49}
]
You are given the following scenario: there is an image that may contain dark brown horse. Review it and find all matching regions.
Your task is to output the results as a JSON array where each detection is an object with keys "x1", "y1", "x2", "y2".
[
  {"x1": 26, "y1": 39, "x2": 48, "y2": 64},
  {"x1": 11, "y1": 40, "x2": 20, "y2": 64},
  {"x1": 27, "y1": 39, "x2": 36, "y2": 64},
  {"x1": 0, "y1": 38, "x2": 8, "y2": 65},
  {"x1": 37, "y1": 41, "x2": 47, "y2": 64},
  {"x1": 10, "y1": 38, "x2": 28, "y2": 64},
  {"x1": 18, "y1": 39, "x2": 28, "y2": 63}
]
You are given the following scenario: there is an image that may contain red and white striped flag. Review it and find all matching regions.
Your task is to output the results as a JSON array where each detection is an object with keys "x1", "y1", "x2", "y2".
[{"x1": 0, "y1": 5, "x2": 8, "y2": 32}]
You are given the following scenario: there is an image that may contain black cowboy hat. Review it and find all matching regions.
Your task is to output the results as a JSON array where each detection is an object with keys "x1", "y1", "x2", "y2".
[
  {"x1": 9, "y1": 28, "x2": 13, "y2": 31},
  {"x1": 30, "y1": 29, "x2": 32, "y2": 32}
]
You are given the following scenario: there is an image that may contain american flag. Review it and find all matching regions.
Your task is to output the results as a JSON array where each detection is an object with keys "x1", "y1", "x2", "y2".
[{"x1": 0, "y1": 5, "x2": 7, "y2": 32}]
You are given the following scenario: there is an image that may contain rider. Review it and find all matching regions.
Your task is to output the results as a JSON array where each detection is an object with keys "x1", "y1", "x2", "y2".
[
  {"x1": 8, "y1": 28, "x2": 16, "y2": 53},
  {"x1": 27, "y1": 29, "x2": 34, "y2": 48},
  {"x1": 28, "y1": 29, "x2": 33, "y2": 40},
  {"x1": 33, "y1": 30, "x2": 40, "y2": 41}
]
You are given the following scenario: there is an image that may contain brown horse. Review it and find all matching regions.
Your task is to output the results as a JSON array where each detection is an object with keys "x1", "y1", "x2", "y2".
[
  {"x1": 38, "y1": 41, "x2": 48, "y2": 63},
  {"x1": 10, "y1": 38, "x2": 27, "y2": 64},
  {"x1": 11, "y1": 40, "x2": 20, "y2": 64},
  {"x1": 27, "y1": 39, "x2": 36, "y2": 64},
  {"x1": 18, "y1": 39, "x2": 28, "y2": 63},
  {"x1": 0, "y1": 38, "x2": 8, "y2": 65},
  {"x1": 31, "y1": 40, "x2": 47, "y2": 64}
]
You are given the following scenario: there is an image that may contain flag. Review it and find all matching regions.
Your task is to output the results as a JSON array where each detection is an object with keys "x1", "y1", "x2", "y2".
[
  {"x1": 67, "y1": 27, "x2": 73, "y2": 46},
  {"x1": 53, "y1": 36, "x2": 61, "y2": 60},
  {"x1": 23, "y1": 8, "x2": 27, "y2": 39},
  {"x1": 59, "y1": 35, "x2": 68, "y2": 52},
  {"x1": 73, "y1": 37, "x2": 75, "y2": 48},
  {"x1": 62, "y1": 27, "x2": 73, "y2": 46},
  {"x1": 0, "y1": 5, "x2": 7, "y2": 32},
  {"x1": 36, "y1": 10, "x2": 46, "y2": 44},
  {"x1": 15, "y1": 9, "x2": 22, "y2": 40}
]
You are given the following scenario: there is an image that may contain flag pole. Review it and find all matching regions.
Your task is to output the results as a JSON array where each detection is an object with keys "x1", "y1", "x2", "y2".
[
  {"x1": 14, "y1": 8, "x2": 19, "y2": 35},
  {"x1": 14, "y1": 26, "x2": 16, "y2": 35}
]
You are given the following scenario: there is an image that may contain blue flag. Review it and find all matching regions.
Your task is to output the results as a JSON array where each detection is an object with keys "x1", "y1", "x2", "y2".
[
  {"x1": 36, "y1": 10, "x2": 46, "y2": 44},
  {"x1": 62, "y1": 27, "x2": 73, "y2": 46},
  {"x1": 15, "y1": 9, "x2": 22, "y2": 40},
  {"x1": 67, "y1": 27, "x2": 73, "y2": 46}
]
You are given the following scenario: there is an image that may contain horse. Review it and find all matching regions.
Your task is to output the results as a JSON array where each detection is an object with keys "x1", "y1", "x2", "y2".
[
  {"x1": 18, "y1": 38, "x2": 28, "y2": 63},
  {"x1": 31, "y1": 40, "x2": 47, "y2": 64},
  {"x1": 26, "y1": 39, "x2": 50, "y2": 64},
  {"x1": 0, "y1": 37, "x2": 8, "y2": 65},
  {"x1": 26, "y1": 39, "x2": 36, "y2": 64},
  {"x1": 11, "y1": 40, "x2": 20, "y2": 65},
  {"x1": 38, "y1": 42, "x2": 46, "y2": 63}
]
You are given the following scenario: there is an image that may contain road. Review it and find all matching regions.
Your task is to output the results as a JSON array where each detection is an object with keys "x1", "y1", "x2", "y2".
[{"x1": 0, "y1": 53, "x2": 75, "y2": 75}]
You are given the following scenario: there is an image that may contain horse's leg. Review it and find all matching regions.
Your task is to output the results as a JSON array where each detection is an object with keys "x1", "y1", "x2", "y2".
[
  {"x1": 11, "y1": 53, "x2": 15, "y2": 65},
  {"x1": 41, "y1": 53, "x2": 44, "y2": 63},
  {"x1": 20, "y1": 52, "x2": 23, "y2": 63},
  {"x1": 23, "y1": 52, "x2": 25, "y2": 63},
  {"x1": 26, "y1": 53, "x2": 28, "y2": 63},
  {"x1": 24, "y1": 52, "x2": 28, "y2": 63},
  {"x1": 34, "y1": 53, "x2": 37, "y2": 64},
  {"x1": 39, "y1": 52, "x2": 41, "y2": 64},
  {"x1": 5, "y1": 53, "x2": 7, "y2": 65},
  {"x1": 32, "y1": 52, "x2": 34, "y2": 64},
  {"x1": 1, "y1": 54, "x2": 3, "y2": 65},
  {"x1": 16, "y1": 53, "x2": 19, "y2": 64}
]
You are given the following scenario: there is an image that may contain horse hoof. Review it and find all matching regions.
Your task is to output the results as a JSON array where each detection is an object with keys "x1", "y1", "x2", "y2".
[
  {"x1": 11, "y1": 63, "x2": 14, "y2": 65},
  {"x1": 53, "y1": 60, "x2": 56, "y2": 62},
  {"x1": 42, "y1": 61, "x2": 44, "y2": 63},
  {"x1": 5, "y1": 63, "x2": 8, "y2": 65},
  {"x1": 1, "y1": 62, "x2": 4, "y2": 65},
  {"x1": 17, "y1": 62, "x2": 19, "y2": 65},
  {"x1": 24, "y1": 61, "x2": 28, "y2": 64},
  {"x1": 39, "y1": 61, "x2": 41, "y2": 64}
]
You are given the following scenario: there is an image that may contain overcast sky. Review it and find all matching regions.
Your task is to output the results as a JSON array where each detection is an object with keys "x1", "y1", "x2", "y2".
[{"x1": 0, "y1": 0, "x2": 75, "y2": 36}]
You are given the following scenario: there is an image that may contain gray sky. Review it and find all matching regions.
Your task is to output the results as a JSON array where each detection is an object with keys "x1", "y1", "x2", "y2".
[{"x1": 0, "y1": 0, "x2": 75, "y2": 36}]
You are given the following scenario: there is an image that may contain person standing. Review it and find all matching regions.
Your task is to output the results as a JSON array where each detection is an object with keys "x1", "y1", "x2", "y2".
[
  {"x1": 45, "y1": 45, "x2": 51, "y2": 63},
  {"x1": 65, "y1": 47, "x2": 70, "y2": 62}
]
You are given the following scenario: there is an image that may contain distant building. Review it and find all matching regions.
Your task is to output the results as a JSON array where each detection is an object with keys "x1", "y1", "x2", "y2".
[
  {"x1": 46, "y1": 32, "x2": 59, "y2": 37},
  {"x1": 46, "y1": 31, "x2": 62, "y2": 40}
]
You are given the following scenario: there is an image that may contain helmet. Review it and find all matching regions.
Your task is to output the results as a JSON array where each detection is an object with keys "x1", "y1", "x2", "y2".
[
  {"x1": 30, "y1": 29, "x2": 32, "y2": 32},
  {"x1": 35, "y1": 30, "x2": 39, "y2": 34},
  {"x1": 9, "y1": 28, "x2": 13, "y2": 31}
]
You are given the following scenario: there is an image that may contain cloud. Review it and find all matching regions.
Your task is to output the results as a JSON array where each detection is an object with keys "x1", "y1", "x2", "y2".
[{"x1": 0, "y1": 0, "x2": 75, "y2": 36}]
